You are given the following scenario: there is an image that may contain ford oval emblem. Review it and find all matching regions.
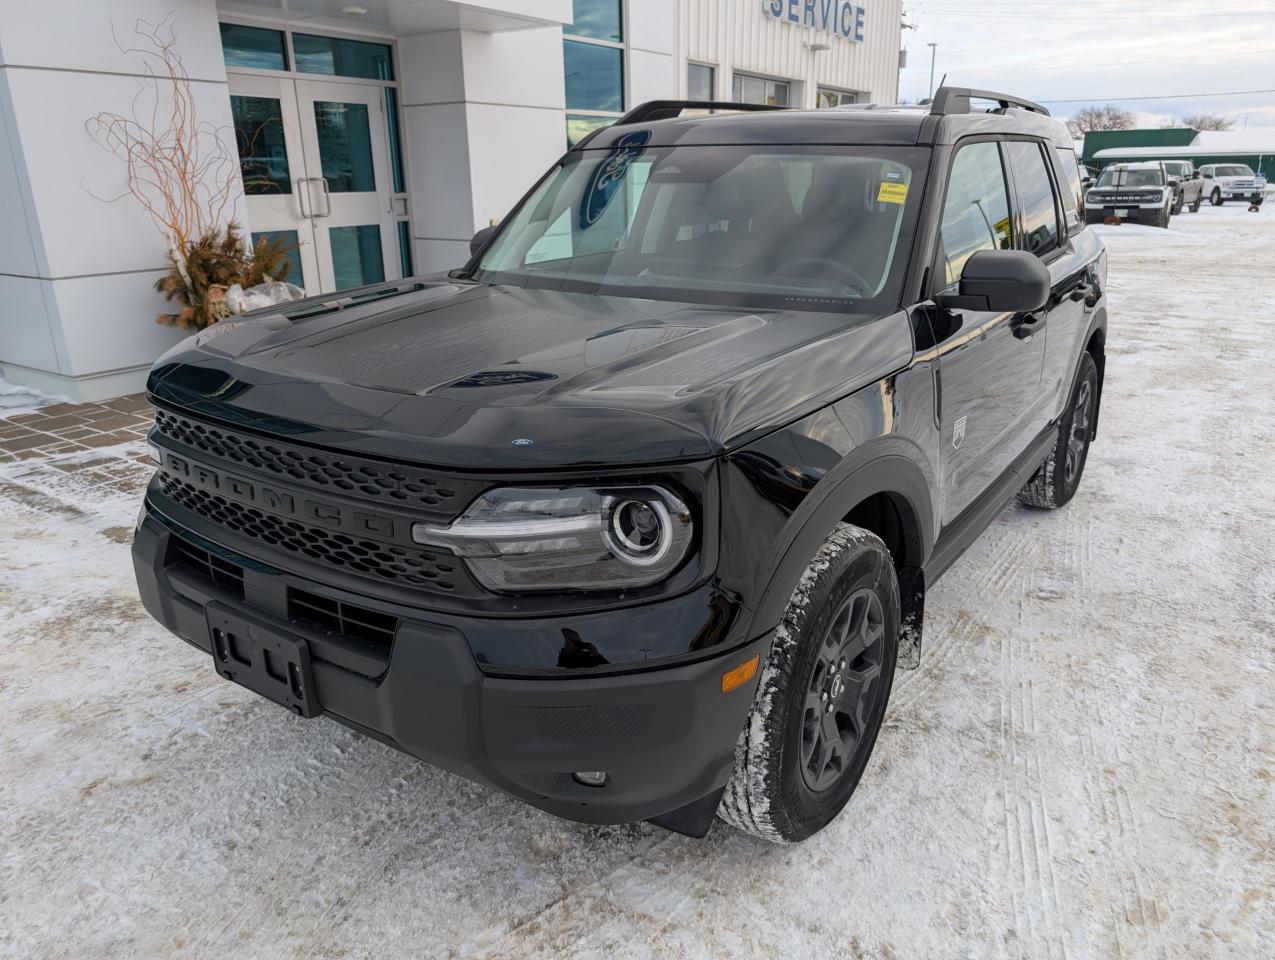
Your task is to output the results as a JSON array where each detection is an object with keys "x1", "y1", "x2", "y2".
[{"x1": 511, "y1": 438, "x2": 534, "y2": 447}]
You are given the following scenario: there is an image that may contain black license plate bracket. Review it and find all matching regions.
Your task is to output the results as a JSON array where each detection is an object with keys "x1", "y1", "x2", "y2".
[{"x1": 206, "y1": 605, "x2": 320, "y2": 718}]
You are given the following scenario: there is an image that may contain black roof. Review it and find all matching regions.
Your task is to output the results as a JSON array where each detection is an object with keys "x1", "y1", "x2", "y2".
[{"x1": 578, "y1": 88, "x2": 1073, "y2": 152}]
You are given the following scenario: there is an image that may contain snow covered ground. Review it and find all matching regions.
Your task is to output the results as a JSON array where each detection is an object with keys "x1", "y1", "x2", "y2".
[{"x1": 2, "y1": 205, "x2": 1273, "y2": 959}]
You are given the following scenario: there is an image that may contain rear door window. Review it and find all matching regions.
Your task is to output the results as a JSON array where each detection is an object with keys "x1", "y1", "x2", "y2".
[{"x1": 1006, "y1": 141, "x2": 1062, "y2": 258}]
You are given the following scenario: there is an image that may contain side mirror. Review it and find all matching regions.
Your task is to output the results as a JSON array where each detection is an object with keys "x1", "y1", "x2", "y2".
[
  {"x1": 1192, "y1": 171, "x2": 1201, "y2": 180},
  {"x1": 469, "y1": 225, "x2": 497, "y2": 256},
  {"x1": 935, "y1": 250, "x2": 1050, "y2": 314}
]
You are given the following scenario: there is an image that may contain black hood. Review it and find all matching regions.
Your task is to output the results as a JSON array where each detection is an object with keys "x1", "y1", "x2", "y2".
[{"x1": 148, "y1": 280, "x2": 912, "y2": 470}]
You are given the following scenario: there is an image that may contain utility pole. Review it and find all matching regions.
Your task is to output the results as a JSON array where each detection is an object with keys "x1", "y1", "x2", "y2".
[{"x1": 927, "y1": 42, "x2": 939, "y2": 98}]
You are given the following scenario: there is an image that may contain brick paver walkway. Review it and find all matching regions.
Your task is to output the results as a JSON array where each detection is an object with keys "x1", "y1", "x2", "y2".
[{"x1": 0, "y1": 394, "x2": 154, "y2": 500}]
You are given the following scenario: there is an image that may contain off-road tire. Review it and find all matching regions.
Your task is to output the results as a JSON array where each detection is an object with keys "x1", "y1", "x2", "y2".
[
  {"x1": 1172, "y1": 191, "x2": 1184, "y2": 215},
  {"x1": 1211, "y1": 189, "x2": 1224, "y2": 206},
  {"x1": 1189, "y1": 194, "x2": 1202, "y2": 213},
  {"x1": 1019, "y1": 352, "x2": 1099, "y2": 509},
  {"x1": 718, "y1": 524, "x2": 899, "y2": 843},
  {"x1": 1157, "y1": 205, "x2": 1171, "y2": 228}
]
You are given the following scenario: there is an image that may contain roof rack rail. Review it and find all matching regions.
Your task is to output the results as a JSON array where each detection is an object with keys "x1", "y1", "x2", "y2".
[
  {"x1": 929, "y1": 86, "x2": 1050, "y2": 117},
  {"x1": 614, "y1": 100, "x2": 787, "y2": 126}
]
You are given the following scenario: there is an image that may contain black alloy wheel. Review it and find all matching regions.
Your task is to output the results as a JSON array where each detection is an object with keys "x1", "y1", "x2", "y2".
[
  {"x1": 1018, "y1": 351, "x2": 1099, "y2": 510},
  {"x1": 1064, "y1": 375, "x2": 1095, "y2": 487},
  {"x1": 800, "y1": 589, "x2": 887, "y2": 793}
]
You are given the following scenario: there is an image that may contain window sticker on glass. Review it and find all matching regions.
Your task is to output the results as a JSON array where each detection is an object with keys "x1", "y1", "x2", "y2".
[{"x1": 878, "y1": 181, "x2": 908, "y2": 204}]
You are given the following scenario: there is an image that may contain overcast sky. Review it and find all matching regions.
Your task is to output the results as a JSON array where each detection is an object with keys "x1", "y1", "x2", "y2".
[{"x1": 895, "y1": 0, "x2": 1275, "y2": 131}]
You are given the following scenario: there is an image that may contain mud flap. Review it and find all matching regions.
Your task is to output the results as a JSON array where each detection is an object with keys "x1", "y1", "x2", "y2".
[
  {"x1": 896, "y1": 566, "x2": 925, "y2": 670},
  {"x1": 647, "y1": 786, "x2": 726, "y2": 839}
]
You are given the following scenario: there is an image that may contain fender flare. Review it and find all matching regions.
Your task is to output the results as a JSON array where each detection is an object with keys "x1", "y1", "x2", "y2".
[{"x1": 744, "y1": 440, "x2": 935, "y2": 643}]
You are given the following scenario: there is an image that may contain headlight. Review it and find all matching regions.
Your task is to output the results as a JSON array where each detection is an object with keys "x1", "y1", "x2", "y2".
[
  {"x1": 1085, "y1": 192, "x2": 1101, "y2": 205},
  {"x1": 413, "y1": 485, "x2": 693, "y2": 593}
]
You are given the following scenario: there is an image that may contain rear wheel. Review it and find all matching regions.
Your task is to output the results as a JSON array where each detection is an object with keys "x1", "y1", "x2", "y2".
[
  {"x1": 1211, "y1": 188, "x2": 1224, "y2": 206},
  {"x1": 1019, "y1": 352, "x2": 1098, "y2": 510},
  {"x1": 719, "y1": 524, "x2": 899, "y2": 843}
]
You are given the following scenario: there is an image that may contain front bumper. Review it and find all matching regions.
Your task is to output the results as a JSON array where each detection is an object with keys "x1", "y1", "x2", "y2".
[
  {"x1": 1088, "y1": 204, "x2": 1165, "y2": 224},
  {"x1": 1219, "y1": 187, "x2": 1265, "y2": 201},
  {"x1": 132, "y1": 504, "x2": 770, "y2": 828}
]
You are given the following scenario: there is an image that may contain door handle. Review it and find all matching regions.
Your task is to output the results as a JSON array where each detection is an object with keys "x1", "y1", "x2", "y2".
[
  {"x1": 1013, "y1": 310, "x2": 1047, "y2": 340},
  {"x1": 296, "y1": 178, "x2": 312, "y2": 219},
  {"x1": 297, "y1": 178, "x2": 331, "y2": 219}
]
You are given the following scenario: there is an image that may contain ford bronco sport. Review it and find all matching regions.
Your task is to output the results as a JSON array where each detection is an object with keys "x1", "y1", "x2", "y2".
[
  {"x1": 1084, "y1": 161, "x2": 1174, "y2": 228},
  {"x1": 134, "y1": 87, "x2": 1108, "y2": 843}
]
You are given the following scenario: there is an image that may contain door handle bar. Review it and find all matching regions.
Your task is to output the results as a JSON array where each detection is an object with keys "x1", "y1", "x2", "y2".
[{"x1": 297, "y1": 177, "x2": 331, "y2": 219}]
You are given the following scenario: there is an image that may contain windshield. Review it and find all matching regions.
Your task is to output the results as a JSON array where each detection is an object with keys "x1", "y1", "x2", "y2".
[
  {"x1": 1097, "y1": 167, "x2": 1164, "y2": 188},
  {"x1": 1215, "y1": 165, "x2": 1255, "y2": 177},
  {"x1": 471, "y1": 141, "x2": 928, "y2": 313}
]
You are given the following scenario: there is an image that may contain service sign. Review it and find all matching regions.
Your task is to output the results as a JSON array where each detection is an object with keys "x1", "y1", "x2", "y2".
[{"x1": 765, "y1": 0, "x2": 866, "y2": 42}]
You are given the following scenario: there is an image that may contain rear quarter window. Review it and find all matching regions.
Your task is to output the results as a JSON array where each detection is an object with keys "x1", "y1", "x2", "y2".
[{"x1": 1053, "y1": 147, "x2": 1084, "y2": 233}]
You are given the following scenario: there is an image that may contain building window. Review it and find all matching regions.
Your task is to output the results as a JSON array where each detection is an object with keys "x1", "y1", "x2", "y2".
[
  {"x1": 570, "y1": 0, "x2": 623, "y2": 42},
  {"x1": 688, "y1": 63, "x2": 715, "y2": 101},
  {"x1": 220, "y1": 23, "x2": 288, "y2": 71},
  {"x1": 293, "y1": 33, "x2": 395, "y2": 81},
  {"x1": 816, "y1": 87, "x2": 862, "y2": 109},
  {"x1": 563, "y1": 0, "x2": 626, "y2": 147},
  {"x1": 732, "y1": 73, "x2": 790, "y2": 107},
  {"x1": 564, "y1": 40, "x2": 624, "y2": 113}
]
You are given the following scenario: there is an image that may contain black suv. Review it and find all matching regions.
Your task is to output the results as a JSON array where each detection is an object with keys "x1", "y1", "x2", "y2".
[{"x1": 133, "y1": 87, "x2": 1108, "y2": 843}]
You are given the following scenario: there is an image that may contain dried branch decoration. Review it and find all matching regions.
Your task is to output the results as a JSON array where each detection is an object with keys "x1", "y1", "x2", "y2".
[
  {"x1": 86, "y1": 16, "x2": 240, "y2": 260},
  {"x1": 85, "y1": 16, "x2": 297, "y2": 329}
]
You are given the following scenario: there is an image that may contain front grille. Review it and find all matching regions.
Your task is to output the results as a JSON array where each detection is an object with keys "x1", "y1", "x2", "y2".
[
  {"x1": 168, "y1": 535, "x2": 245, "y2": 598},
  {"x1": 153, "y1": 408, "x2": 471, "y2": 513},
  {"x1": 160, "y1": 474, "x2": 461, "y2": 591},
  {"x1": 289, "y1": 588, "x2": 398, "y2": 650}
]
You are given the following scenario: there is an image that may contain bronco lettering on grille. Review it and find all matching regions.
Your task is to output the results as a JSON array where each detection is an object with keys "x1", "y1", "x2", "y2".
[{"x1": 163, "y1": 451, "x2": 399, "y2": 540}]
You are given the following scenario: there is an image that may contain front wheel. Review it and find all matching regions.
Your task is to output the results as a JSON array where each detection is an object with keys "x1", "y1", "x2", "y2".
[
  {"x1": 1172, "y1": 191, "x2": 1184, "y2": 215},
  {"x1": 1189, "y1": 194, "x2": 1202, "y2": 213},
  {"x1": 719, "y1": 524, "x2": 899, "y2": 843},
  {"x1": 1211, "y1": 189, "x2": 1224, "y2": 206},
  {"x1": 1019, "y1": 352, "x2": 1099, "y2": 510}
]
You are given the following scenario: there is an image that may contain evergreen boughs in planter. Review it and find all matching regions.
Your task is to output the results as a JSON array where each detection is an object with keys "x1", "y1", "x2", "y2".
[{"x1": 154, "y1": 223, "x2": 296, "y2": 330}]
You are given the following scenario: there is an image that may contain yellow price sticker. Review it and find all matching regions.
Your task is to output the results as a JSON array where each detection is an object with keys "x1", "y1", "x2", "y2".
[{"x1": 877, "y1": 181, "x2": 908, "y2": 204}]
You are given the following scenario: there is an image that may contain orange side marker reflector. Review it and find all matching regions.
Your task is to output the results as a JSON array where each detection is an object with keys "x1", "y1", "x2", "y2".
[{"x1": 721, "y1": 654, "x2": 760, "y2": 694}]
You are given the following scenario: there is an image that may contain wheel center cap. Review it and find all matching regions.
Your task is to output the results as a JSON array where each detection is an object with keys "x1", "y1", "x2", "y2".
[{"x1": 830, "y1": 673, "x2": 845, "y2": 700}]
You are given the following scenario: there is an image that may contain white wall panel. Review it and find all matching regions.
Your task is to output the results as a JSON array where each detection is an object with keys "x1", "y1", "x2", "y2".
[
  {"x1": 0, "y1": 0, "x2": 228, "y2": 84},
  {"x1": 0, "y1": 276, "x2": 59, "y2": 372},
  {"x1": 629, "y1": 0, "x2": 677, "y2": 55},
  {"x1": 5, "y1": 68, "x2": 246, "y2": 279},
  {"x1": 465, "y1": 102, "x2": 564, "y2": 229},
  {"x1": 48, "y1": 271, "x2": 189, "y2": 377},
  {"x1": 681, "y1": 0, "x2": 901, "y2": 106},
  {"x1": 629, "y1": 49, "x2": 677, "y2": 105},
  {"x1": 403, "y1": 101, "x2": 474, "y2": 242},
  {"x1": 0, "y1": 71, "x2": 41, "y2": 277},
  {"x1": 461, "y1": 26, "x2": 566, "y2": 109}
]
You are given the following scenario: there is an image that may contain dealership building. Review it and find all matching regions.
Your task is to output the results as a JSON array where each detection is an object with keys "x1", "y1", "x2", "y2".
[{"x1": 0, "y1": 0, "x2": 902, "y2": 401}]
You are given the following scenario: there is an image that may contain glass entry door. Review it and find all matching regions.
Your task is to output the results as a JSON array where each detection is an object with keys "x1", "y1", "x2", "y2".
[
  {"x1": 229, "y1": 74, "x2": 399, "y2": 294},
  {"x1": 293, "y1": 79, "x2": 397, "y2": 292}
]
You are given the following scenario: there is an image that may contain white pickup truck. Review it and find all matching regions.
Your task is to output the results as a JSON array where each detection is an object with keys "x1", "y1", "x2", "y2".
[{"x1": 1199, "y1": 164, "x2": 1267, "y2": 206}]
